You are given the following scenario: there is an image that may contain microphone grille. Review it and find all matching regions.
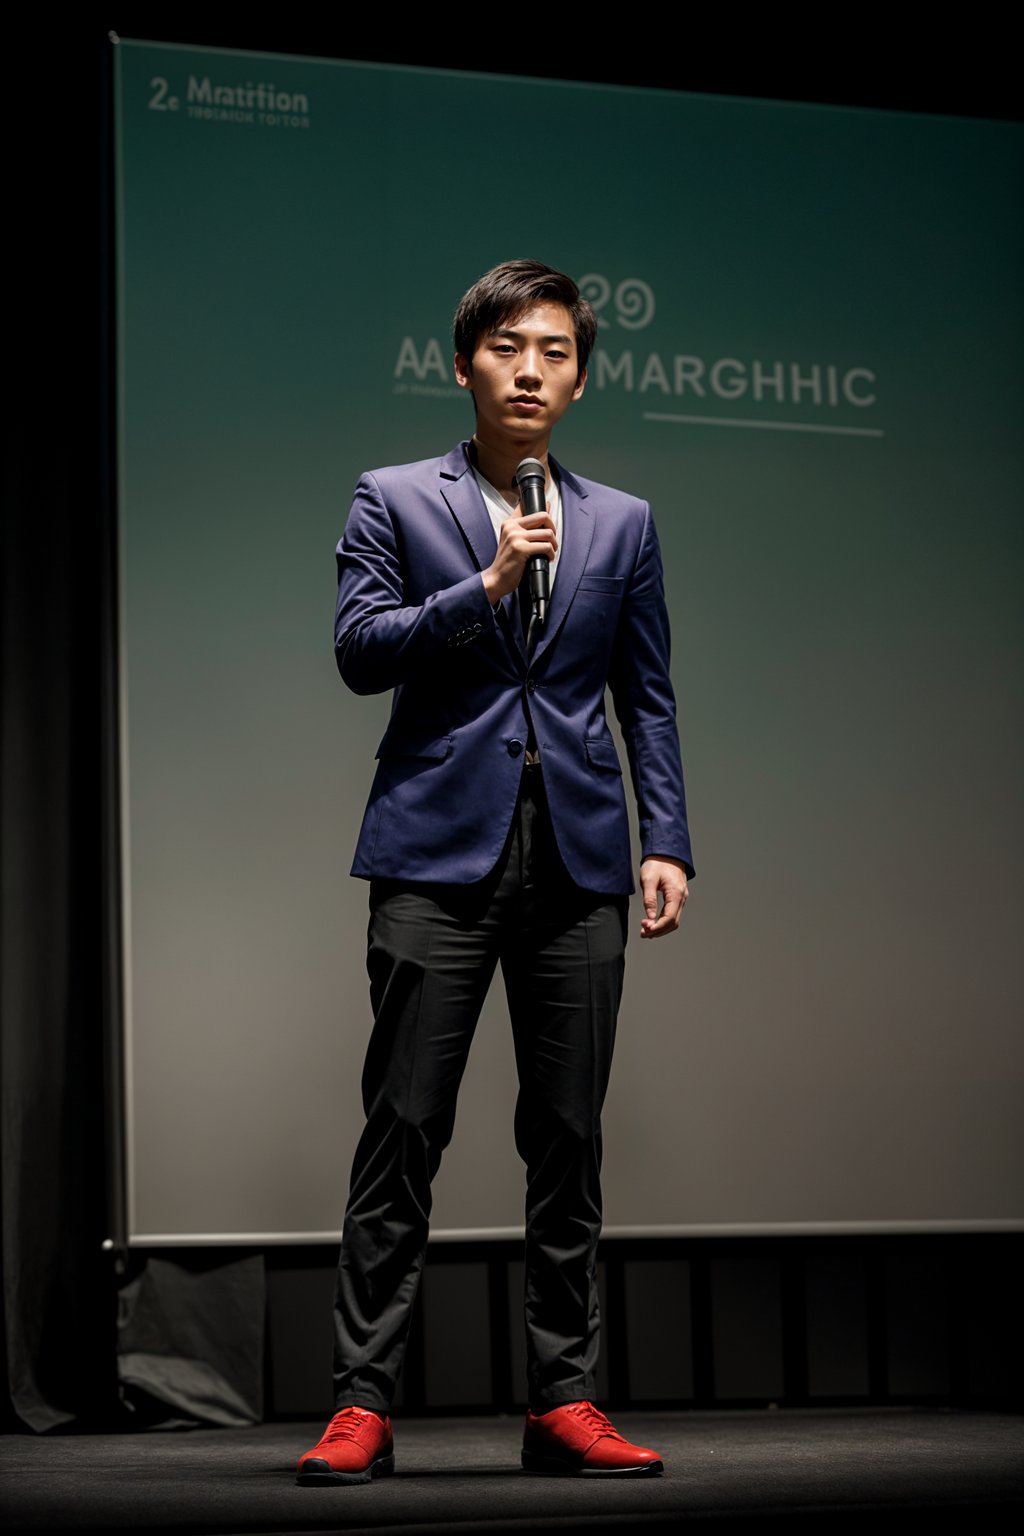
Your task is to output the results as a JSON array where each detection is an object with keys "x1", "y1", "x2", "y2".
[{"x1": 515, "y1": 457, "x2": 546, "y2": 487}]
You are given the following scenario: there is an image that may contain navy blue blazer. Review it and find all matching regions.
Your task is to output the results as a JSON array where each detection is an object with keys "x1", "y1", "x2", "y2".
[{"x1": 335, "y1": 441, "x2": 693, "y2": 895}]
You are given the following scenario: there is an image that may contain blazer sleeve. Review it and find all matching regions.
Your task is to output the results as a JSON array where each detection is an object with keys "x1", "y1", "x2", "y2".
[
  {"x1": 334, "y1": 471, "x2": 496, "y2": 695},
  {"x1": 607, "y1": 503, "x2": 695, "y2": 878}
]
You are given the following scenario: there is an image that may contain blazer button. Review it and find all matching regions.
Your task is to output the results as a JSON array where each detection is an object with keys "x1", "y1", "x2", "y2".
[
  {"x1": 507, "y1": 738, "x2": 524, "y2": 757},
  {"x1": 527, "y1": 678, "x2": 537, "y2": 694}
]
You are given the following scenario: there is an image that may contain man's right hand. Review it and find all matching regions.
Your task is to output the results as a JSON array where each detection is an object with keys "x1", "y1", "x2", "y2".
[{"x1": 481, "y1": 507, "x2": 557, "y2": 604}]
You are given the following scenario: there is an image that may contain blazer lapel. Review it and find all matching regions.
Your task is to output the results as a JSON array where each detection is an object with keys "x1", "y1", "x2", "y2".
[
  {"x1": 438, "y1": 442, "x2": 527, "y2": 669},
  {"x1": 438, "y1": 442, "x2": 498, "y2": 574}
]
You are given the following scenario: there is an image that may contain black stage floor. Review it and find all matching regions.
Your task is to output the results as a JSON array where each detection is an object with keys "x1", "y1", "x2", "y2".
[{"x1": 2, "y1": 1408, "x2": 1022, "y2": 1534}]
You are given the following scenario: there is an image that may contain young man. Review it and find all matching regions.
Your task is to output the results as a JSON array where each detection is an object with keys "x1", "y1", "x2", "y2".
[{"x1": 297, "y1": 260, "x2": 694, "y2": 1484}]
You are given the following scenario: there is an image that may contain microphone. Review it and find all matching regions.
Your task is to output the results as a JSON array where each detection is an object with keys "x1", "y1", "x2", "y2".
[{"x1": 515, "y1": 457, "x2": 549, "y2": 628}]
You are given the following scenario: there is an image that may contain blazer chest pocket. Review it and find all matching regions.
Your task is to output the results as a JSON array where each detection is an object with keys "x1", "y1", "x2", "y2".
[{"x1": 576, "y1": 575, "x2": 624, "y2": 595}]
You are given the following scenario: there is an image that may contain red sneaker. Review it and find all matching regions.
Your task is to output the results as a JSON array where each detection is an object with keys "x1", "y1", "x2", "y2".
[
  {"x1": 522, "y1": 1401, "x2": 664, "y2": 1476},
  {"x1": 296, "y1": 1406, "x2": 395, "y2": 1485}
]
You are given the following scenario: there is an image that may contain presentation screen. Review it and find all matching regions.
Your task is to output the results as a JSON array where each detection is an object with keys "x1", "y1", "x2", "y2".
[{"x1": 114, "y1": 40, "x2": 1024, "y2": 1243}]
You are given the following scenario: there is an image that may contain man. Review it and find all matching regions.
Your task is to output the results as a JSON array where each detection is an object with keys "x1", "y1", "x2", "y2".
[{"x1": 297, "y1": 260, "x2": 694, "y2": 1485}]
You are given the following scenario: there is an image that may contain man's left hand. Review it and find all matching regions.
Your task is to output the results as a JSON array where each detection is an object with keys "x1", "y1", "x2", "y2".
[{"x1": 639, "y1": 858, "x2": 689, "y2": 939}]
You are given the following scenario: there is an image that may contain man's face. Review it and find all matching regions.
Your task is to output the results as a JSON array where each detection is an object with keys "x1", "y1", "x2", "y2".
[{"x1": 454, "y1": 301, "x2": 587, "y2": 448}]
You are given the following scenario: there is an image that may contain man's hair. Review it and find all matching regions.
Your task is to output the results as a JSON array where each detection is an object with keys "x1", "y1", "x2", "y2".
[{"x1": 453, "y1": 259, "x2": 597, "y2": 381}]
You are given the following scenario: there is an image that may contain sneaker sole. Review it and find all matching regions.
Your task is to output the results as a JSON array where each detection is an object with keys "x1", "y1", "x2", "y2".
[
  {"x1": 521, "y1": 1451, "x2": 663, "y2": 1477},
  {"x1": 296, "y1": 1452, "x2": 395, "y2": 1486}
]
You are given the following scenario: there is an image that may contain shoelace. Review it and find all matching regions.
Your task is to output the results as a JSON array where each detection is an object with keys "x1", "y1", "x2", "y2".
[
  {"x1": 322, "y1": 1407, "x2": 377, "y2": 1443},
  {"x1": 566, "y1": 1401, "x2": 626, "y2": 1442}
]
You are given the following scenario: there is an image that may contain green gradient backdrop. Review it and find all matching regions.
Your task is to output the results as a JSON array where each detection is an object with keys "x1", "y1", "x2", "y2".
[{"x1": 116, "y1": 41, "x2": 1023, "y2": 1242}]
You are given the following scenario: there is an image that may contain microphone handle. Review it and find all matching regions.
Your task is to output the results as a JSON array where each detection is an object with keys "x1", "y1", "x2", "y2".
[
  {"x1": 516, "y1": 463, "x2": 549, "y2": 628},
  {"x1": 520, "y1": 477, "x2": 546, "y2": 519}
]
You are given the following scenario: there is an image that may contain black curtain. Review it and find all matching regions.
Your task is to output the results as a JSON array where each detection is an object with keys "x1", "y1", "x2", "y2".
[{"x1": 1, "y1": 29, "x2": 117, "y2": 1431}]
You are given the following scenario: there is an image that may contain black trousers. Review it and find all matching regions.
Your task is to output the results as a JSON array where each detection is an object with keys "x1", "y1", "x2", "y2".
[{"x1": 332, "y1": 767, "x2": 628, "y2": 1413}]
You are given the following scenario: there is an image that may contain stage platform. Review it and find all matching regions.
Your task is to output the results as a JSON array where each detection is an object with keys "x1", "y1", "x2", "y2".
[{"x1": 2, "y1": 1407, "x2": 1022, "y2": 1534}]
